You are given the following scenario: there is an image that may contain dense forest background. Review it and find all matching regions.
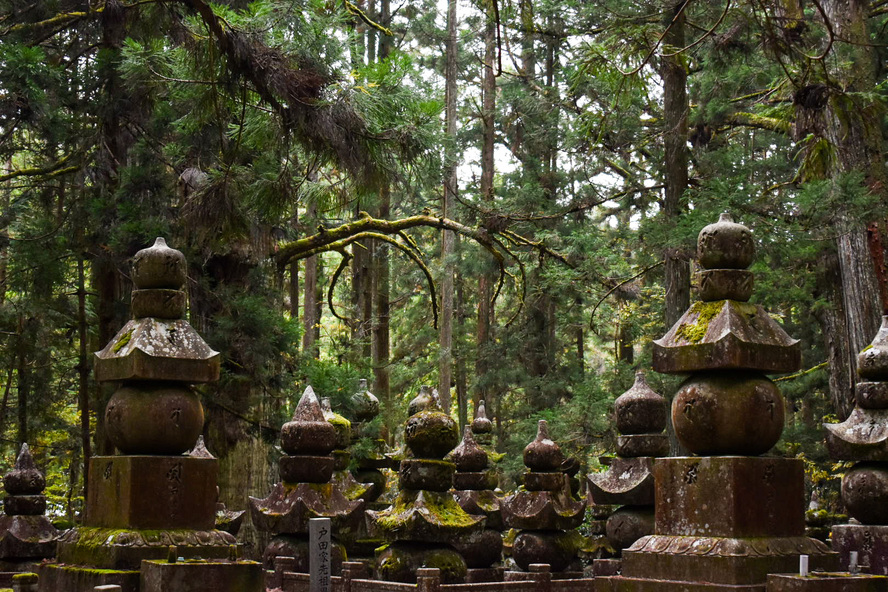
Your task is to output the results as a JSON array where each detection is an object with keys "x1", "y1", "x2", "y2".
[{"x1": 1, "y1": 0, "x2": 887, "y2": 552}]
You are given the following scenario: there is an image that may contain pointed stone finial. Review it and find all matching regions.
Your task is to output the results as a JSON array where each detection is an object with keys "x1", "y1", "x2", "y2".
[
  {"x1": 697, "y1": 212, "x2": 754, "y2": 270},
  {"x1": 281, "y1": 386, "x2": 336, "y2": 455},
  {"x1": 321, "y1": 397, "x2": 352, "y2": 450},
  {"x1": 523, "y1": 420, "x2": 564, "y2": 472},
  {"x1": 449, "y1": 426, "x2": 489, "y2": 472},
  {"x1": 188, "y1": 435, "x2": 215, "y2": 459},
  {"x1": 351, "y1": 378, "x2": 379, "y2": 421},
  {"x1": 614, "y1": 372, "x2": 667, "y2": 436},
  {"x1": 408, "y1": 385, "x2": 435, "y2": 417},
  {"x1": 132, "y1": 237, "x2": 187, "y2": 290},
  {"x1": 4, "y1": 443, "x2": 44, "y2": 495},
  {"x1": 471, "y1": 400, "x2": 492, "y2": 435}
]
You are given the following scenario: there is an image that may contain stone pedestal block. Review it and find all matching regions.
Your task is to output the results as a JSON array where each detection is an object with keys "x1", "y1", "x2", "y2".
[
  {"x1": 655, "y1": 457, "x2": 805, "y2": 538},
  {"x1": 767, "y1": 573, "x2": 888, "y2": 591},
  {"x1": 38, "y1": 563, "x2": 140, "y2": 592},
  {"x1": 86, "y1": 456, "x2": 216, "y2": 530},
  {"x1": 140, "y1": 560, "x2": 263, "y2": 592},
  {"x1": 833, "y1": 524, "x2": 888, "y2": 575}
]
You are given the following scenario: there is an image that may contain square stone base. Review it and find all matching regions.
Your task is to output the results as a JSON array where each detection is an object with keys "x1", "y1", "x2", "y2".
[
  {"x1": 86, "y1": 456, "x2": 217, "y2": 530},
  {"x1": 833, "y1": 525, "x2": 888, "y2": 576},
  {"x1": 38, "y1": 563, "x2": 141, "y2": 592},
  {"x1": 140, "y1": 559, "x2": 264, "y2": 592},
  {"x1": 767, "y1": 573, "x2": 888, "y2": 591}
]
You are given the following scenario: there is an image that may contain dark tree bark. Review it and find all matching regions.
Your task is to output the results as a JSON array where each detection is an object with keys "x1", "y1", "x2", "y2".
[{"x1": 303, "y1": 200, "x2": 321, "y2": 358}]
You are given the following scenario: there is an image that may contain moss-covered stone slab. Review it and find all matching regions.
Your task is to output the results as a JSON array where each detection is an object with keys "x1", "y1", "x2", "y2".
[
  {"x1": 825, "y1": 407, "x2": 888, "y2": 462},
  {"x1": 94, "y1": 319, "x2": 220, "y2": 383},
  {"x1": 653, "y1": 300, "x2": 800, "y2": 374},
  {"x1": 140, "y1": 559, "x2": 263, "y2": 592},
  {"x1": 248, "y1": 482, "x2": 364, "y2": 537},
  {"x1": 367, "y1": 489, "x2": 484, "y2": 543},
  {"x1": 38, "y1": 563, "x2": 141, "y2": 592}
]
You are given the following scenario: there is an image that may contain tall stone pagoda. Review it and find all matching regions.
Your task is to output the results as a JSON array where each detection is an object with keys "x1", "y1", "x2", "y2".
[
  {"x1": 502, "y1": 420, "x2": 585, "y2": 574},
  {"x1": 449, "y1": 426, "x2": 503, "y2": 581},
  {"x1": 826, "y1": 315, "x2": 888, "y2": 574},
  {"x1": 597, "y1": 214, "x2": 837, "y2": 591},
  {"x1": 0, "y1": 444, "x2": 58, "y2": 577},
  {"x1": 588, "y1": 372, "x2": 668, "y2": 556},
  {"x1": 367, "y1": 387, "x2": 484, "y2": 584},
  {"x1": 321, "y1": 397, "x2": 373, "y2": 503},
  {"x1": 249, "y1": 386, "x2": 365, "y2": 572},
  {"x1": 41, "y1": 237, "x2": 261, "y2": 592}
]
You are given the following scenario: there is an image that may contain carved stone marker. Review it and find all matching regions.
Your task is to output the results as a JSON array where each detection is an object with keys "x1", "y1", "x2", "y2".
[{"x1": 309, "y1": 518, "x2": 332, "y2": 592}]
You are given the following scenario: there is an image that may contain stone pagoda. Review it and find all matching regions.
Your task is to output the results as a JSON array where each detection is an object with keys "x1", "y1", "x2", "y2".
[
  {"x1": 826, "y1": 315, "x2": 888, "y2": 574},
  {"x1": 472, "y1": 400, "x2": 493, "y2": 446},
  {"x1": 588, "y1": 372, "x2": 668, "y2": 557},
  {"x1": 597, "y1": 214, "x2": 836, "y2": 591},
  {"x1": 321, "y1": 397, "x2": 373, "y2": 503},
  {"x1": 0, "y1": 444, "x2": 58, "y2": 577},
  {"x1": 249, "y1": 386, "x2": 365, "y2": 573},
  {"x1": 449, "y1": 426, "x2": 503, "y2": 581},
  {"x1": 349, "y1": 379, "x2": 390, "y2": 504},
  {"x1": 502, "y1": 420, "x2": 584, "y2": 574},
  {"x1": 41, "y1": 237, "x2": 261, "y2": 592},
  {"x1": 367, "y1": 387, "x2": 484, "y2": 584}
]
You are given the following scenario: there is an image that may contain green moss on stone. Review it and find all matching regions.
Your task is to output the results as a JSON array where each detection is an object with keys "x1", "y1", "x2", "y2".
[
  {"x1": 112, "y1": 329, "x2": 133, "y2": 353},
  {"x1": 375, "y1": 489, "x2": 479, "y2": 533},
  {"x1": 674, "y1": 300, "x2": 757, "y2": 343}
]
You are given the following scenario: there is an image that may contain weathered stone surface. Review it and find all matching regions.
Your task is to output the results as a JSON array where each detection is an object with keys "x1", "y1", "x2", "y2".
[
  {"x1": 140, "y1": 559, "x2": 264, "y2": 592},
  {"x1": 654, "y1": 457, "x2": 805, "y2": 538},
  {"x1": 3, "y1": 497, "x2": 45, "y2": 517},
  {"x1": 696, "y1": 269, "x2": 754, "y2": 302},
  {"x1": 248, "y1": 481, "x2": 364, "y2": 537},
  {"x1": 4, "y1": 445, "x2": 44, "y2": 496},
  {"x1": 587, "y1": 457, "x2": 655, "y2": 507},
  {"x1": 329, "y1": 464, "x2": 372, "y2": 502},
  {"x1": 351, "y1": 379, "x2": 379, "y2": 422},
  {"x1": 766, "y1": 573, "x2": 888, "y2": 592},
  {"x1": 615, "y1": 373, "x2": 667, "y2": 435},
  {"x1": 376, "y1": 541, "x2": 467, "y2": 584},
  {"x1": 671, "y1": 372, "x2": 784, "y2": 455},
  {"x1": 453, "y1": 489, "x2": 502, "y2": 530},
  {"x1": 368, "y1": 489, "x2": 484, "y2": 543},
  {"x1": 278, "y1": 455, "x2": 334, "y2": 483},
  {"x1": 131, "y1": 237, "x2": 186, "y2": 290},
  {"x1": 842, "y1": 463, "x2": 888, "y2": 524},
  {"x1": 858, "y1": 382, "x2": 888, "y2": 409},
  {"x1": 104, "y1": 383, "x2": 204, "y2": 455},
  {"x1": 606, "y1": 508, "x2": 655, "y2": 552},
  {"x1": 55, "y1": 526, "x2": 235, "y2": 570},
  {"x1": 833, "y1": 524, "x2": 888, "y2": 575},
  {"x1": 405, "y1": 410, "x2": 459, "y2": 459},
  {"x1": 0, "y1": 515, "x2": 57, "y2": 558},
  {"x1": 280, "y1": 386, "x2": 336, "y2": 456},
  {"x1": 523, "y1": 471, "x2": 569, "y2": 492},
  {"x1": 653, "y1": 300, "x2": 800, "y2": 374},
  {"x1": 621, "y1": 534, "x2": 836, "y2": 586},
  {"x1": 262, "y1": 534, "x2": 345, "y2": 572},
  {"x1": 858, "y1": 316, "x2": 888, "y2": 380},
  {"x1": 616, "y1": 435, "x2": 669, "y2": 458},
  {"x1": 471, "y1": 400, "x2": 493, "y2": 435},
  {"x1": 448, "y1": 427, "x2": 488, "y2": 472},
  {"x1": 94, "y1": 318, "x2": 220, "y2": 383},
  {"x1": 502, "y1": 488, "x2": 585, "y2": 531},
  {"x1": 86, "y1": 456, "x2": 217, "y2": 531},
  {"x1": 321, "y1": 398, "x2": 352, "y2": 450},
  {"x1": 523, "y1": 420, "x2": 564, "y2": 471},
  {"x1": 399, "y1": 459, "x2": 454, "y2": 492},
  {"x1": 451, "y1": 528, "x2": 503, "y2": 568},
  {"x1": 453, "y1": 471, "x2": 497, "y2": 491},
  {"x1": 130, "y1": 289, "x2": 186, "y2": 319},
  {"x1": 39, "y1": 563, "x2": 140, "y2": 592},
  {"x1": 697, "y1": 212, "x2": 755, "y2": 270},
  {"x1": 825, "y1": 407, "x2": 888, "y2": 462},
  {"x1": 512, "y1": 530, "x2": 580, "y2": 572}
]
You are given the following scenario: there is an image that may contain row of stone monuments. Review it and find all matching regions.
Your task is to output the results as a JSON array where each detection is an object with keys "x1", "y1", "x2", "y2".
[{"x1": 0, "y1": 215, "x2": 885, "y2": 591}]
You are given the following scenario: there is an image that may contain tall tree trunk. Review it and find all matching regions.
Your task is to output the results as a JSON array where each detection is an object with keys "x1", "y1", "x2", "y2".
[
  {"x1": 660, "y1": 2, "x2": 691, "y2": 330},
  {"x1": 438, "y1": 0, "x2": 458, "y2": 414},
  {"x1": 455, "y1": 236, "x2": 468, "y2": 429},
  {"x1": 303, "y1": 201, "x2": 320, "y2": 358},
  {"x1": 815, "y1": 250, "x2": 856, "y2": 420},
  {"x1": 77, "y1": 256, "x2": 92, "y2": 498}
]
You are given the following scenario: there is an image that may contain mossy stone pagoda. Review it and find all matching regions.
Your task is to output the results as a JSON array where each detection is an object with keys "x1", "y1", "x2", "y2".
[
  {"x1": 40, "y1": 237, "x2": 261, "y2": 592},
  {"x1": 597, "y1": 214, "x2": 838, "y2": 592},
  {"x1": 367, "y1": 387, "x2": 484, "y2": 584}
]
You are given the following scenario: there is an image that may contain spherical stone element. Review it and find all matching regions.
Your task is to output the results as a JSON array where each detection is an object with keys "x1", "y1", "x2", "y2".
[
  {"x1": 448, "y1": 426, "x2": 488, "y2": 472},
  {"x1": 523, "y1": 420, "x2": 564, "y2": 472},
  {"x1": 4, "y1": 444, "x2": 45, "y2": 495},
  {"x1": 697, "y1": 213, "x2": 755, "y2": 270},
  {"x1": 672, "y1": 372, "x2": 784, "y2": 455},
  {"x1": 281, "y1": 386, "x2": 336, "y2": 455},
  {"x1": 451, "y1": 528, "x2": 503, "y2": 568},
  {"x1": 279, "y1": 455, "x2": 334, "y2": 483},
  {"x1": 321, "y1": 398, "x2": 352, "y2": 450},
  {"x1": 615, "y1": 372, "x2": 667, "y2": 435},
  {"x1": 131, "y1": 237, "x2": 187, "y2": 290},
  {"x1": 405, "y1": 410, "x2": 459, "y2": 459},
  {"x1": 471, "y1": 400, "x2": 493, "y2": 435},
  {"x1": 606, "y1": 506, "x2": 654, "y2": 550},
  {"x1": 105, "y1": 382, "x2": 204, "y2": 455},
  {"x1": 130, "y1": 289, "x2": 186, "y2": 319},
  {"x1": 858, "y1": 316, "x2": 888, "y2": 380},
  {"x1": 857, "y1": 382, "x2": 888, "y2": 409},
  {"x1": 399, "y1": 459, "x2": 455, "y2": 491},
  {"x1": 351, "y1": 379, "x2": 379, "y2": 422},
  {"x1": 376, "y1": 541, "x2": 467, "y2": 584},
  {"x1": 842, "y1": 463, "x2": 888, "y2": 524},
  {"x1": 512, "y1": 530, "x2": 578, "y2": 572}
]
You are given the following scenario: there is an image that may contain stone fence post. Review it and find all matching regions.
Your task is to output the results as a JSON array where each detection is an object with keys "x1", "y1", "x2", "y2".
[
  {"x1": 11, "y1": 573, "x2": 37, "y2": 592},
  {"x1": 529, "y1": 564, "x2": 551, "y2": 592},
  {"x1": 416, "y1": 568, "x2": 441, "y2": 592}
]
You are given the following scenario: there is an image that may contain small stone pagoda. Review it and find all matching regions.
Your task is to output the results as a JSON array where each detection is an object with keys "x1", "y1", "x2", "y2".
[
  {"x1": 502, "y1": 420, "x2": 584, "y2": 574},
  {"x1": 588, "y1": 372, "x2": 667, "y2": 556},
  {"x1": 367, "y1": 387, "x2": 484, "y2": 584},
  {"x1": 449, "y1": 426, "x2": 503, "y2": 581},
  {"x1": 471, "y1": 400, "x2": 493, "y2": 446},
  {"x1": 321, "y1": 397, "x2": 373, "y2": 503},
  {"x1": 0, "y1": 444, "x2": 58, "y2": 576},
  {"x1": 597, "y1": 214, "x2": 836, "y2": 591},
  {"x1": 249, "y1": 386, "x2": 365, "y2": 573},
  {"x1": 41, "y1": 237, "x2": 261, "y2": 592},
  {"x1": 349, "y1": 379, "x2": 390, "y2": 504},
  {"x1": 826, "y1": 315, "x2": 888, "y2": 574}
]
